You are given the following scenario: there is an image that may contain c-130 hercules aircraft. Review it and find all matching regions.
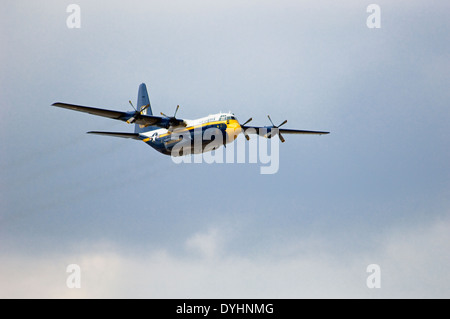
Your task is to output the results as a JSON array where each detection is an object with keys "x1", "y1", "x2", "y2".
[{"x1": 53, "y1": 83, "x2": 329, "y2": 156}]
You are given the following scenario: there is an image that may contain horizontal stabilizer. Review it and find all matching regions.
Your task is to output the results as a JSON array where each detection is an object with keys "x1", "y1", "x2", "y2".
[{"x1": 87, "y1": 131, "x2": 142, "y2": 140}]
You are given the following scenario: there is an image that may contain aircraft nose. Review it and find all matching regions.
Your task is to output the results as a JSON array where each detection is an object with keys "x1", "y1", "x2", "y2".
[{"x1": 225, "y1": 119, "x2": 242, "y2": 143}]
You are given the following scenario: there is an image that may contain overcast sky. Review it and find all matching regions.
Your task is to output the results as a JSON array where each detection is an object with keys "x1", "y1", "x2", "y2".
[{"x1": 1, "y1": 0, "x2": 449, "y2": 298}]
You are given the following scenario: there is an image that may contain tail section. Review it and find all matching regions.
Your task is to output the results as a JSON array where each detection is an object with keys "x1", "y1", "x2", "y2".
[{"x1": 135, "y1": 83, "x2": 157, "y2": 134}]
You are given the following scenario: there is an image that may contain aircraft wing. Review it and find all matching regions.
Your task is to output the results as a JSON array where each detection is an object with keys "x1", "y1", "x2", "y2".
[
  {"x1": 52, "y1": 102, "x2": 164, "y2": 127},
  {"x1": 87, "y1": 131, "x2": 142, "y2": 140},
  {"x1": 278, "y1": 128, "x2": 329, "y2": 135},
  {"x1": 242, "y1": 125, "x2": 329, "y2": 135}
]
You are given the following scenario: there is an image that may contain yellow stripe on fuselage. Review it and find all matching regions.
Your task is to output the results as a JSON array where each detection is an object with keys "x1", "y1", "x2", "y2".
[{"x1": 158, "y1": 119, "x2": 242, "y2": 141}]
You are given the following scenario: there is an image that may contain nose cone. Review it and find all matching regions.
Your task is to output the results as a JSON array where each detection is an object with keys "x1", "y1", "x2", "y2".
[{"x1": 225, "y1": 119, "x2": 242, "y2": 144}]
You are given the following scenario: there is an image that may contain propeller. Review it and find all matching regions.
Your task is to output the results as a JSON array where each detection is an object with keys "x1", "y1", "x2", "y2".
[
  {"x1": 160, "y1": 105, "x2": 185, "y2": 129},
  {"x1": 127, "y1": 100, "x2": 150, "y2": 124},
  {"x1": 267, "y1": 115, "x2": 287, "y2": 143},
  {"x1": 240, "y1": 117, "x2": 252, "y2": 140},
  {"x1": 161, "y1": 104, "x2": 180, "y2": 118}
]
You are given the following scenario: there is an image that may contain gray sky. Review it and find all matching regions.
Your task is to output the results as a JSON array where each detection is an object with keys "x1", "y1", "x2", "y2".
[{"x1": 1, "y1": 0, "x2": 449, "y2": 298}]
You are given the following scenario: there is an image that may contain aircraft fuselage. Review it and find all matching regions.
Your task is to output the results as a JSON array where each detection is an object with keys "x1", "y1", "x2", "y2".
[{"x1": 140, "y1": 112, "x2": 242, "y2": 156}]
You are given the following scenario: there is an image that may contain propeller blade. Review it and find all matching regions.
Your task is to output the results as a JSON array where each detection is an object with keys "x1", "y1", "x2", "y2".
[
  {"x1": 160, "y1": 112, "x2": 169, "y2": 117},
  {"x1": 129, "y1": 100, "x2": 137, "y2": 112},
  {"x1": 241, "y1": 117, "x2": 252, "y2": 126},
  {"x1": 267, "y1": 115, "x2": 275, "y2": 127},
  {"x1": 278, "y1": 120, "x2": 287, "y2": 128},
  {"x1": 243, "y1": 129, "x2": 250, "y2": 140},
  {"x1": 140, "y1": 104, "x2": 150, "y2": 113},
  {"x1": 174, "y1": 105, "x2": 180, "y2": 118},
  {"x1": 278, "y1": 132, "x2": 285, "y2": 143}
]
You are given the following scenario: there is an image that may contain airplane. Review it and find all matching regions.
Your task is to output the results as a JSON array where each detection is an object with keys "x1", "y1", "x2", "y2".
[{"x1": 52, "y1": 83, "x2": 329, "y2": 156}]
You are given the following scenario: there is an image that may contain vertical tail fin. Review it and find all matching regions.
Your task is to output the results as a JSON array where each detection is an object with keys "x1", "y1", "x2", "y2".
[{"x1": 135, "y1": 83, "x2": 157, "y2": 134}]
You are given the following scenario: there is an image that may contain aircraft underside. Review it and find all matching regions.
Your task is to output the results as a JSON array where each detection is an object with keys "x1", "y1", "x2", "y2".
[{"x1": 146, "y1": 124, "x2": 230, "y2": 156}]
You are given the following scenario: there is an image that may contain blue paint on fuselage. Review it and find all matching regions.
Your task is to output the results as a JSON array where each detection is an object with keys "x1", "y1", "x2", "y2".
[{"x1": 144, "y1": 123, "x2": 228, "y2": 156}]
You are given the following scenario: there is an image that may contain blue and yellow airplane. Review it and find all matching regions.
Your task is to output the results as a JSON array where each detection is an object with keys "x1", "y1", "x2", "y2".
[{"x1": 53, "y1": 83, "x2": 329, "y2": 156}]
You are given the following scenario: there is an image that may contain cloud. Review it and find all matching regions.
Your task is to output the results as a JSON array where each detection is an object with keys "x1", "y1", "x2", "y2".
[
  {"x1": 185, "y1": 227, "x2": 223, "y2": 259},
  {"x1": 1, "y1": 217, "x2": 450, "y2": 298},
  {"x1": 1, "y1": 0, "x2": 449, "y2": 300}
]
